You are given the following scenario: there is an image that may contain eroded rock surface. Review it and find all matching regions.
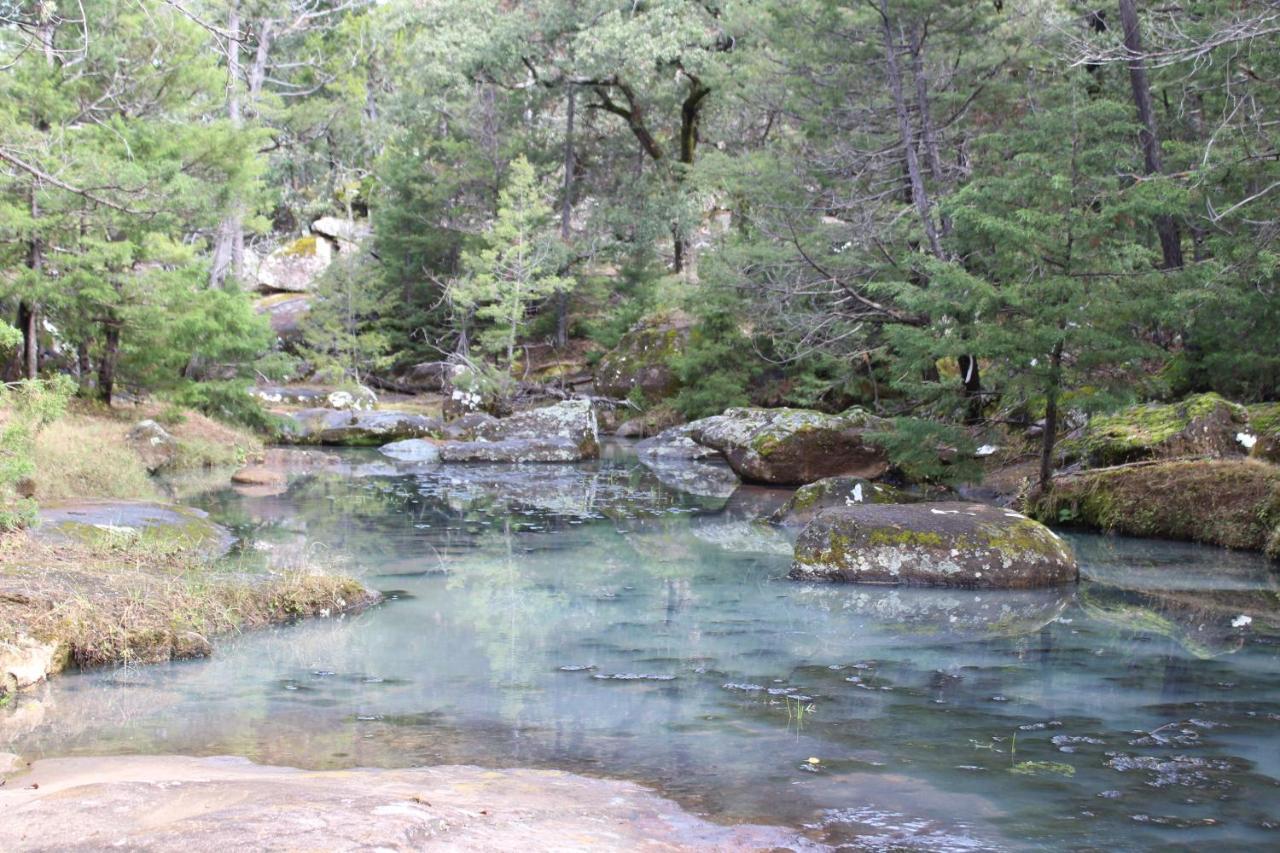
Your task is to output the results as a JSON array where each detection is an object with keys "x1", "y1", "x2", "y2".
[
  {"x1": 280, "y1": 408, "x2": 443, "y2": 446},
  {"x1": 440, "y1": 400, "x2": 599, "y2": 463},
  {"x1": 594, "y1": 311, "x2": 692, "y2": 402},
  {"x1": 688, "y1": 407, "x2": 888, "y2": 485},
  {"x1": 0, "y1": 756, "x2": 815, "y2": 852},
  {"x1": 791, "y1": 502, "x2": 1077, "y2": 589}
]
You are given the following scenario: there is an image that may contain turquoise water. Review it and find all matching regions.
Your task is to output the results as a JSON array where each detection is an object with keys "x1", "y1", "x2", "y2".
[{"x1": 8, "y1": 444, "x2": 1280, "y2": 850}]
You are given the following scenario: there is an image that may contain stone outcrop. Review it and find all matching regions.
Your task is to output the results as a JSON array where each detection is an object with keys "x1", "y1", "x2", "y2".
[
  {"x1": 439, "y1": 400, "x2": 599, "y2": 463},
  {"x1": 257, "y1": 235, "x2": 332, "y2": 293},
  {"x1": 279, "y1": 409, "x2": 443, "y2": 446},
  {"x1": 594, "y1": 311, "x2": 692, "y2": 402},
  {"x1": 250, "y1": 385, "x2": 376, "y2": 411},
  {"x1": 125, "y1": 419, "x2": 178, "y2": 473},
  {"x1": 32, "y1": 500, "x2": 235, "y2": 557},
  {"x1": 1246, "y1": 402, "x2": 1280, "y2": 464},
  {"x1": 688, "y1": 406, "x2": 889, "y2": 485},
  {"x1": 1, "y1": 636, "x2": 64, "y2": 698},
  {"x1": 1075, "y1": 393, "x2": 1249, "y2": 467},
  {"x1": 791, "y1": 502, "x2": 1078, "y2": 588},
  {"x1": 254, "y1": 293, "x2": 311, "y2": 346},
  {"x1": 310, "y1": 216, "x2": 371, "y2": 252}
]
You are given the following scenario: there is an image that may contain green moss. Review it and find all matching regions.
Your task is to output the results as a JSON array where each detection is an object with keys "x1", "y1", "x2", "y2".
[
  {"x1": 1083, "y1": 393, "x2": 1245, "y2": 466},
  {"x1": 282, "y1": 235, "x2": 319, "y2": 257},
  {"x1": 866, "y1": 527, "x2": 946, "y2": 548},
  {"x1": 1248, "y1": 402, "x2": 1280, "y2": 436}
]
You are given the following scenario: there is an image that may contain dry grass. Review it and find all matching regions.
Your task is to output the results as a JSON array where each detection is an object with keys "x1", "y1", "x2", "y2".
[{"x1": 0, "y1": 531, "x2": 374, "y2": 671}]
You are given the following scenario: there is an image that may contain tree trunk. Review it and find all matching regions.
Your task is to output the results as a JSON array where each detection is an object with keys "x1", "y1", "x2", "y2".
[
  {"x1": 210, "y1": 4, "x2": 249, "y2": 288},
  {"x1": 1037, "y1": 340, "x2": 1065, "y2": 494},
  {"x1": 910, "y1": 24, "x2": 950, "y2": 238},
  {"x1": 98, "y1": 324, "x2": 120, "y2": 404},
  {"x1": 1118, "y1": 0, "x2": 1182, "y2": 269},
  {"x1": 555, "y1": 87, "x2": 576, "y2": 348},
  {"x1": 77, "y1": 344, "x2": 93, "y2": 394},
  {"x1": 17, "y1": 303, "x2": 37, "y2": 380}
]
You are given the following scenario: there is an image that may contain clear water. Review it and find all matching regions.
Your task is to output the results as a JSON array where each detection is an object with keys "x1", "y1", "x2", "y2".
[{"x1": 7, "y1": 444, "x2": 1280, "y2": 851}]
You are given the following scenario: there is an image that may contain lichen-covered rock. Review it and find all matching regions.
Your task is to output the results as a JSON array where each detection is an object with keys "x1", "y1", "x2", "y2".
[
  {"x1": 32, "y1": 500, "x2": 235, "y2": 557},
  {"x1": 250, "y1": 385, "x2": 376, "y2": 411},
  {"x1": 1245, "y1": 402, "x2": 1280, "y2": 464},
  {"x1": 257, "y1": 235, "x2": 332, "y2": 293},
  {"x1": 688, "y1": 406, "x2": 889, "y2": 485},
  {"x1": 378, "y1": 438, "x2": 441, "y2": 463},
  {"x1": 310, "y1": 216, "x2": 370, "y2": 252},
  {"x1": 615, "y1": 405, "x2": 684, "y2": 439},
  {"x1": 1032, "y1": 459, "x2": 1280, "y2": 560},
  {"x1": 769, "y1": 477, "x2": 907, "y2": 526},
  {"x1": 1077, "y1": 393, "x2": 1249, "y2": 467},
  {"x1": 594, "y1": 311, "x2": 692, "y2": 402},
  {"x1": 438, "y1": 400, "x2": 599, "y2": 462},
  {"x1": 635, "y1": 425, "x2": 721, "y2": 461},
  {"x1": 791, "y1": 502, "x2": 1077, "y2": 588},
  {"x1": 440, "y1": 411, "x2": 501, "y2": 441},
  {"x1": 126, "y1": 419, "x2": 178, "y2": 473},
  {"x1": 439, "y1": 436, "x2": 587, "y2": 463},
  {"x1": 280, "y1": 408, "x2": 443, "y2": 446}
]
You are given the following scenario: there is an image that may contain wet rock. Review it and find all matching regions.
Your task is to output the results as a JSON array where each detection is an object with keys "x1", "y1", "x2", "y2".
[
  {"x1": 279, "y1": 408, "x2": 443, "y2": 446},
  {"x1": 126, "y1": 419, "x2": 178, "y2": 473},
  {"x1": 641, "y1": 456, "x2": 740, "y2": 500},
  {"x1": 257, "y1": 235, "x2": 332, "y2": 293},
  {"x1": 688, "y1": 406, "x2": 889, "y2": 485},
  {"x1": 0, "y1": 755, "x2": 809, "y2": 852},
  {"x1": 635, "y1": 425, "x2": 721, "y2": 461},
  {"x1": 594, "y1": 311, "x2": 693, "y2": 402},
  {"x1": 0, "y1": 752, "x2": 22, "y2": 774},
  {"x1": 32, "y1": 500, "x2": 235, "y2": 557},
  {"x1": 1, "y1": 636, "x2": 64, "y2": 696},
  {"x1": 1073, "y1": 393, "x2": 1249, "y2": 467},
  {"x1": 393, "y1": 360, "x2": 450, "y2": 393},
  {"x1": 230, "y1": 465, "x2": 286, "y2": 487},
  {"x1": 250, "y1": 384, "x2": 376, "y2": 411},
  {"x1": 692, "y1": 519, "x2": 793, "y2": 555},
  {"x1": 770, "y1": 477, "x2": 907, "y2": 526},
  {"x1": 378, "y1": 438, "x2": 442, "y2": 464},
  {"x1": 791, "y1": 502, "x2": 1078, "y2": 589},
  {"x1": 440, "y1": 411, "x2": 501, "y2": 441}
]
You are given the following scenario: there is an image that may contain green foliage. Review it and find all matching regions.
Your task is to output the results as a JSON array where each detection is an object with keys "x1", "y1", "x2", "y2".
[
  {"x1": 0, "y1": 376, "x2": 75, "y2": 530},
  {"x1": 171, "y1": 381, "x2": 283, "y2": 436},
  {"x1": 299, "y1": 250, "x2": 394, "y2": 384},
  {"x1": 452, "y1": 156, "x2": 571, "y2": 364},
  {"x1": 670, "y1": 297, "x2": 761, "y2": 419},
  {"x1": 866, "y1": 417, "x2": 980, "y2": 487}
]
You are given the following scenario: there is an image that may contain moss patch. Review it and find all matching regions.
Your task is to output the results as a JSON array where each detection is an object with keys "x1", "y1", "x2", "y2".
[
  {"x1": 1033, "y1": 459, "x2": 1280, "y2": 558},
  {"x1": 281, "y1": 235, "x2": 319, "y2": 257},
  {"x1": 1078, "y1": 393, "x2": 1246, "y2": 466}
]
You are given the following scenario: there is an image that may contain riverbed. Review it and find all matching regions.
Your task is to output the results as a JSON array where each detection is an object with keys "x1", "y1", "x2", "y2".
[{"x1": 4, "y1": 444, "x2": 1278, "y2": 850}]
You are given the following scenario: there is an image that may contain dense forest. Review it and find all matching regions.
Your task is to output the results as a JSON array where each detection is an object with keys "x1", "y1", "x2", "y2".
[{"x1": 1, "y1": 0, "x2": 1278, "y2": 495}]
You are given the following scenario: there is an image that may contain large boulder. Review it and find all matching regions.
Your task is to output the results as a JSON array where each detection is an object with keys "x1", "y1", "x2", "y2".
[
  {"x1": 126, "y1": 419, "x2": 178, "y2": 473},
  {"x1": 310, "y1": 216, "x2": 371, "y2": 253},
  {"x1": 770, "y1": 476, "x2": 957, "y2": 526},
  {"x1": 635, "y1": 425, "x2": 721, "y2": 461},
  {"x1": 280, "y1": 408, "x2": 443, "y2": 446},
  {"x1": 394, "y1": 361, "x2": 451, "y2": 393},
  {"x1": 254, "y1": 293, "x2": 311, "y2": 346},
  {"x1": 439, "y1": 400, "x2": 599, "y2": 463},
  {"x1": 250, "y1": 385, "x2": 376, "y2": 411},
  {"x1": 1076, "y1": 393, "x2": 1249, "y2": 467},
  {"x1": 688, "y1": 407, "x2": 889, "y2": 485},
  {"x1": 791, "y1": 502, "x2": 1078, "y2": 589},
  {"x1": 1033, "y1": 459, "x2": 1280, "y2": 560},
  {"x1": 441, "y1": 411, "x2": 501, "y2": 441},
  {"x1": 1245, "y1": 402, "x2": 1280, "y2": 464},
  {"x1": 594, "y1": 311, "x2": 692, "y2": 402},
  {"x1": 257, "y1": 235, "x2": 332, "y2": 293}
]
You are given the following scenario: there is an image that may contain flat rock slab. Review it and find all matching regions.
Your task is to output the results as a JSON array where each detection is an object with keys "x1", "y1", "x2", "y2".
[
  {"x1": 32, "y1": 500, "x2": 234, "y2": 557},
  {"x1": 0, "y1": 755, "x2": 815, "y2": 852},
  {"x1": 439, "y1": 436, "x2": 587, "y2": 463},
  {"x1": 281, "y1": 409, "x2": 443, "y2": 446},
  {"x1": 791, "y1": 502, "x2": 1077, "y2": 589}
]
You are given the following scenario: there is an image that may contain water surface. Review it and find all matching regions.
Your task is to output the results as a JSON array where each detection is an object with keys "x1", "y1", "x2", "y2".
[{"x1": 7, "y1": 445, "x2": 1279, "y2": 850}]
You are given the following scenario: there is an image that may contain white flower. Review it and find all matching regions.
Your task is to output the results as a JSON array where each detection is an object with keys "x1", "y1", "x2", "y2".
[{"x1": 1236, "y1": 432, "x2": 1257, "y2": 449}]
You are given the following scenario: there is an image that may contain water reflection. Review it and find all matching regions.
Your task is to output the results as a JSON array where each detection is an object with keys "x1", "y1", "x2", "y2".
[{"x1": 5, "y1": 447, "x2": 1279, "y2": 850}]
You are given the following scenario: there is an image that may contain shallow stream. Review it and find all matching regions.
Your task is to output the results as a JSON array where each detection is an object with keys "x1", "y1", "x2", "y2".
[{"x1": 7, "y1": 444, "x2": 1280, "y2": 850}]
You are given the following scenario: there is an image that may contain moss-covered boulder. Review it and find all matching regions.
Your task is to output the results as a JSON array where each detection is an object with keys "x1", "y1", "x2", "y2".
[
  {"x1": 766, "y1": 476, "x2": 955, "y2": 526},
  {"x1": 1246, "y1": 402, "x2": 1280, "y2": 464},
  {"x1": 280, "y1": 409, "x2": 443, "y2": 446},
  {"x1": 790, "y1": 502, "x2": 1078, "y2": 588},
  {"x1": 32, "y1": 500, "x2": 235, "y2": 557},
  {"x1": 257, "y1": 235, "x2": 333, "y2": 293},
  {"x1": 1032, "y1": 459, "x2": 1280, "y2": 559},
  {"x1": 254, "y1": 292, "x2": 311, "y2": 346},
  {"x1": 688, "y1": 407, "x2": 889, "y2": 485},
  {"x1": 1076, "y1": 393, "x2": 1248, "y2": 467},
  {"x1": 594, "y1": 312, "x2": 692, "y2": 402}
]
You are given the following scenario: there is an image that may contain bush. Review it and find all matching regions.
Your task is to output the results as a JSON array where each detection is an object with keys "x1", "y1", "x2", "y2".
[
  {"x1": 671, "y1": 298, "x2": 761, "y2": 419},
  {"x1": 1, "y1": 376, "x2": 76, "y2": 530},
  {"x1": 172, "y1": 380, "x2": 285, "y2": 436},
  {"x1": 867, "y1": 417, "x2": 982, "y2": 487}
]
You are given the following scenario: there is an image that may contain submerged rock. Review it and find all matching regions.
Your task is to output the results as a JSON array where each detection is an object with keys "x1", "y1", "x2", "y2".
[
  {"x1": 1074, "y1": 393, "x2": 1248, "y2": 467},
  {"x1": 32, "y1": 500, "x2": 235, "y2": 557},
  {"x1": 791, "y1": 502, "x2": 1078, "y2": 589},
  {"x1": 280, "y1": 408, "x2": 443, "y2": 446},
  {"x1": 0, "y1": 755, "x2": 810, "y2": 852},
  {"x1": 635, "y1": 424, "x2": 721, "y2": 461},
  {"x1": 1033, "y1": 459, "x2": 1280, "y2": 560},
  {"x1": 687, "y1": 406, "x2": 889, "y2": 485}
]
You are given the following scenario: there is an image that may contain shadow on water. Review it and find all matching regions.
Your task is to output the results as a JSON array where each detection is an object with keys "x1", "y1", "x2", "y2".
[{"x1": 5, "y1": 444, "x2": 1279, "y2": 850}]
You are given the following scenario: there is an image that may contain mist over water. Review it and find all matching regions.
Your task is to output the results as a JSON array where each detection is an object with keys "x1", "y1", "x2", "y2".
[{"x1": 8, "y1": 445, "x2": 1280, "y2": 850}]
